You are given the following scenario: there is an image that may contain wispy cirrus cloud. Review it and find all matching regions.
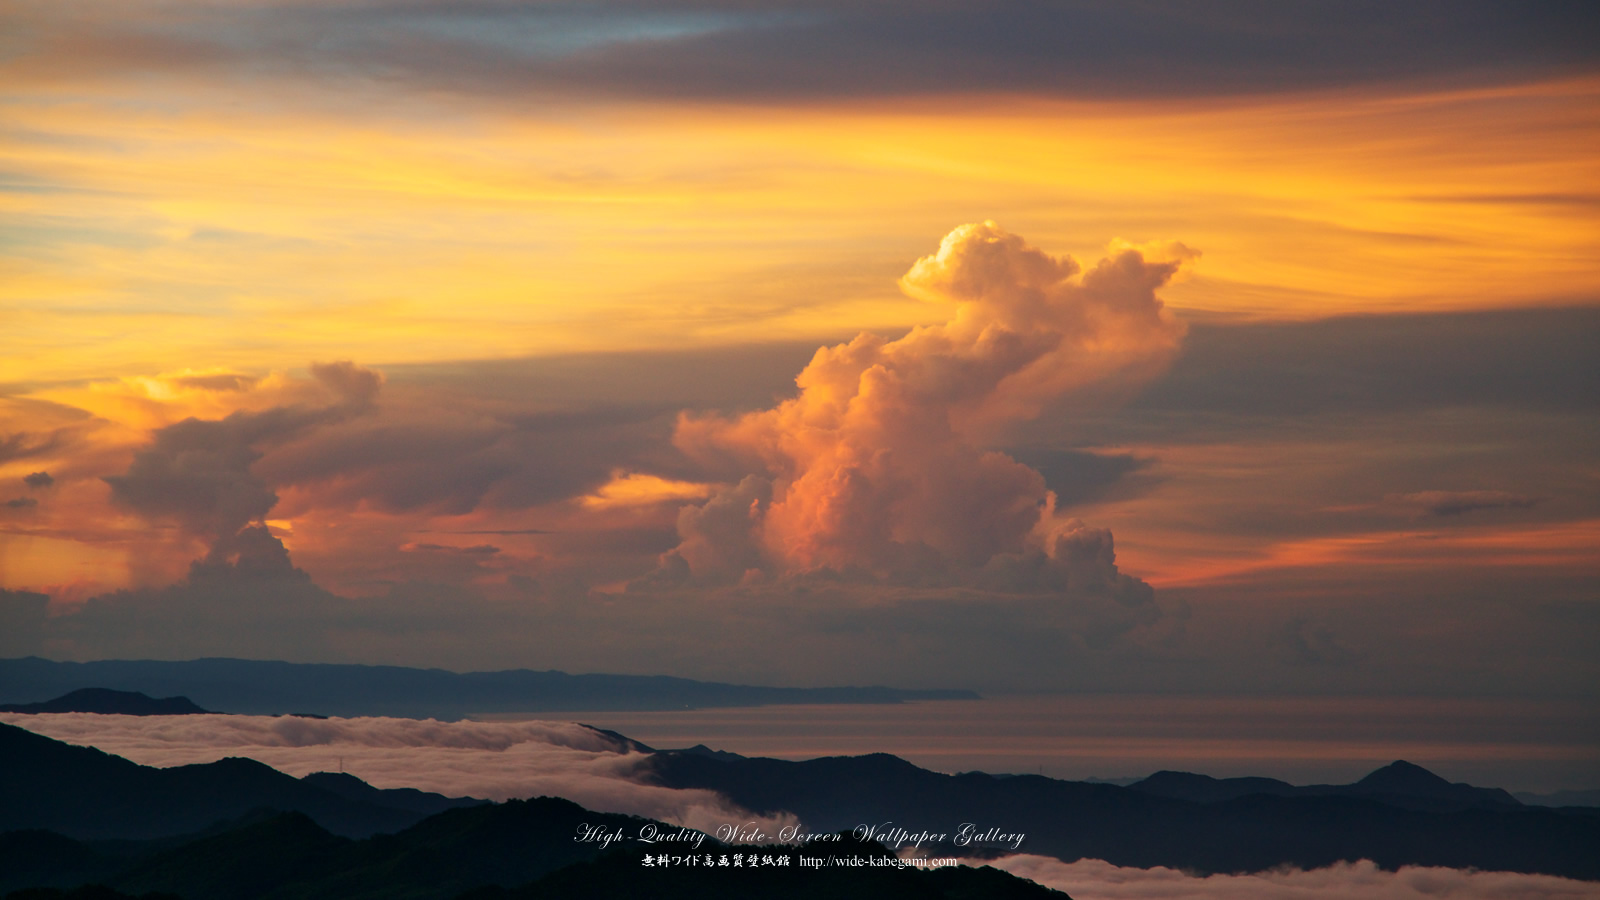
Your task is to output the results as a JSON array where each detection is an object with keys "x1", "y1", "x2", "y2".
[
  {"x1": 5, "y1": 1, "x2": 1595, "y2": 103},
  {"x1": 1390, "y1": 490, "x2": 1542, "y2": 518}
]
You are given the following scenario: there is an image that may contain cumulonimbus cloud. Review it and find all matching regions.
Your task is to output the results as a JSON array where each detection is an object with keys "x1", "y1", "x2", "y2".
[
  {"x1": 102, "y1": 361, "x2": 383, "y2": 580},
  {"x1": 0, "y1": 713, "x2": 795, "y2": 839},
  {"x1": 656, "y1": 222, "x2": 1185, "y2": 590}
]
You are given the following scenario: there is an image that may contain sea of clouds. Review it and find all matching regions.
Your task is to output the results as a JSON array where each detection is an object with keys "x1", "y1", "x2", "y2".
[
  {"x1": 0, "y1": 711, "x2": 794, "y2": 837},
  {"x1": 985, "y1": 856, "x2": 1600, "y2": 900},
  {"x1": 8, "y1": 712, "x2": 1596, "y2": 897}
]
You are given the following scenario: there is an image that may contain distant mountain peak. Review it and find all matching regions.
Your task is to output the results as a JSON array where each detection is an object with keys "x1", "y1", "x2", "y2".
[
  {"x1": 1128, "y1": 770, "x2": 1296, "y2": 803},
  {"x1": 1139, "y1": 770, "x2": 1219, "y2": 786},
  {"x1": 302, "y1": 771, "x2": 367, "y2": 789},
  {"x1": 0, "y1": 687, "x2": 210, "y2": 716},
  {"x1": 1358, "y1": 760, "x2": 1450, "y2": 788},
  {"x1": 672, "y1": 743, "x2": 748, "y2": 760},
  {"x1": 1356, "y1": 760, "x2": 1457, "y2": 795},
  {"x1": 1352, "y1": 760, "x2": 1522, "y2": 809},
  {"x1": 579, "y1": 724, "x2": 655, "y2": 753}
]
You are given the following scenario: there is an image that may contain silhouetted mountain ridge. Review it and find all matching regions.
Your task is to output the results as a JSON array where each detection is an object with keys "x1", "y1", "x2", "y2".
[
  {"x1": 1129, "y1": 759, "x2": 1522, "y2": 812},
  {"x1": 646, "y1": 749, "x2": 1600, "y2": 879},
  {"x1": 2, "y1": 802, "x2": 1068, "y2": 900},
  {"x1": 5, "y1": 713, "x2": 1596, "y2": 887},
  {"x1": 1131, "y1": 771, "x2": 1293, "y2": 803},
  {"x1": 0, "y1": 657, "x2": 977, "y2": 719},
  {"x1": 1516, "y1": 788, "x2": 1600, "y2": 808},
  {"x1": 0, "y1": 724, "x2": 1063, "y2": 896},
  {"x1": 299, "y1": 772, "x2": 484, "y2": 819},
  {"x1": 466, "y1": 831, "x2": 1067, "y2": 900},
  {"x1": 672, "y1": 744, "x2": 747, "y2": 761},
  {"x1": 0, "y1": 721, "x2": 484, "y2": 840},
  {"x1": 0, "y1": 689, "x2": 208, "y2": 716}
]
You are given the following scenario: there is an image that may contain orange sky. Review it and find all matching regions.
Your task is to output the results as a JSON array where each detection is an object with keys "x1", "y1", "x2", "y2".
[
  {"x1": 1, "y1": 1, "x2": 1596, "y2": 700},
  {"x1": 4, "y1": 79, "x2": 1597, "y2": 385}
]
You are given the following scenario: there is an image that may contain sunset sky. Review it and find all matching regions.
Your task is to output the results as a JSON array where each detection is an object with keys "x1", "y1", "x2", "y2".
[{"x1": 1, "y1": 1, "x2": 1596, "y2": 703}]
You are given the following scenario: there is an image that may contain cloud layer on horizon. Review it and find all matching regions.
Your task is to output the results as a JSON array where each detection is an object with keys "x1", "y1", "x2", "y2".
[
  {"x1": 987, "y1": 855, "x2": 1600, "y2": 900},
  {"x1": 3, "y1": 714, "x2": 1591, "y2": 895},
  {"x1": 0, "y1": 712, "x2": 795, "y2": 839}
]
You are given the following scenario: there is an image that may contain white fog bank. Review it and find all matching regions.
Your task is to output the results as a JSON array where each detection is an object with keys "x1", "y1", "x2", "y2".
[
  {"x1": 987, "y1": 856, "x2": 1600, "y2": 900},
  {"x1": 1, "y1": 712, "x2": 794, "y2": 837}
]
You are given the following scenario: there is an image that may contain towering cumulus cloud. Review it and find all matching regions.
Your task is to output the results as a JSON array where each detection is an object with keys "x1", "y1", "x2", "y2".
[
  {"x1": 104, "y1": 361, "x2": 383, "y2": 579},
  {"x1": 661, "y1": 222, "x2": 1186, "y2": 589}
]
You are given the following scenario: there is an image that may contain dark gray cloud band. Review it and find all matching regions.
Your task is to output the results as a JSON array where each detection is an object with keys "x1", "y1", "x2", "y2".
[{"x1": 9, "y1": 1, "x2": 1598, "y2": 102}]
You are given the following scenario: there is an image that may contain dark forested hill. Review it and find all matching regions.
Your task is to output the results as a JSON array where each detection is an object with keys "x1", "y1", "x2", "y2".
[
  {"x1": 0, "y1": 801, "x2": 1067, "y2": 900},
  {"x1": 0, "y1": 722, "x2": 484, "y2": 840},
  {"x1": 646, "y1": 750, "x2": 1600, "y2": 880},
  {"x1": 0, "y1": 689, "x2": 208, "y2": 716}
]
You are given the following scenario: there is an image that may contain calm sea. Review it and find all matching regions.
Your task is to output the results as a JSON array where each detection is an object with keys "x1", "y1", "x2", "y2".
[{"x1": 489, "y1": 694, "x2": 1600, "y2": 793}]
